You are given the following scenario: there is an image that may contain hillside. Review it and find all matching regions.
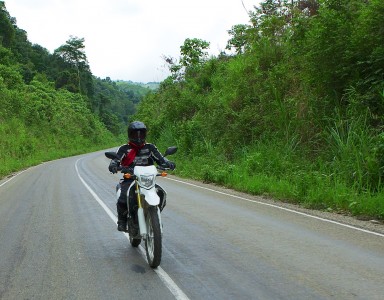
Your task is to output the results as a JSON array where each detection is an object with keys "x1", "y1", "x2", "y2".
[
  {"x1": 133, "y1": 0, "x2": 384, "y2": 220},
  {"x1": 0, "y1": 1, "x2": 143, "y2": 176},
  {"x1": 116, "y1": 80, "x2": 159, "y2": 91}
]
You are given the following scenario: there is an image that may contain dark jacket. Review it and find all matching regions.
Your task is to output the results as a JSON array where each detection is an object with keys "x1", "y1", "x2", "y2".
[{"x1": 116, "y1": 143, "x2": 167, "y2": 167}]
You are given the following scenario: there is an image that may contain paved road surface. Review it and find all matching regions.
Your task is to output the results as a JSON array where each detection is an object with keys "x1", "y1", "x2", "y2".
[{"x1": 0, "y1": 150, "x2": 383, "y2": 299}]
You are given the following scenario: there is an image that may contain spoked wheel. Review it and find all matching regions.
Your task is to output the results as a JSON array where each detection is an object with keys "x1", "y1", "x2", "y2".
[{"x1": 145, "y1": 206, "x2": 162, "y2": 268}]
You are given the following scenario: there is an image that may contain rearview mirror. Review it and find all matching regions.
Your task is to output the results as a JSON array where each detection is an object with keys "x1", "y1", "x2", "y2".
[
  {"x1": 105, "y1": 151, "x2": 118, "y2": 160},
  {"x1": 164, "y1": 146, "x2": 178, "y2": 157}
]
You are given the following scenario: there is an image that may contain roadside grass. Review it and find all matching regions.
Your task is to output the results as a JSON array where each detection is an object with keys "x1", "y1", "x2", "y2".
[
  {"x1": 166, "y1": 136, "x2": 384, "y2": 221},
  {"x1": 0, "y1": 120, "x2": 119, "y2": 179},
  {"x1": 0, "y1": 139, "x2": 117, "y2": 179}
]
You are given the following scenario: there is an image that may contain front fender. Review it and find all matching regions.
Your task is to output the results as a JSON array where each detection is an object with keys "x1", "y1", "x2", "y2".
[{"x1": 141, "y1": 188, "x2": 160, "y2": 206}]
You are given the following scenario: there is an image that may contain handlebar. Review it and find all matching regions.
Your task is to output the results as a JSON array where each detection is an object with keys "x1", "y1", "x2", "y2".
[
  {"x1": 117, "y1": 165, "x2": 171, "y2": 177},
  {"x1": 117, "y1": 166, "x2": 171, "y2": 173},
  {"x1": 156, "y1": 166, "x2": 172, "y2": 171}
]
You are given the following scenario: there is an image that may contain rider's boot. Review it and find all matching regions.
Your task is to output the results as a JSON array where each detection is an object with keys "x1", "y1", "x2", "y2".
[
  {"x1": 127, "y1": 217, "x2": 139, "y2": 236},
  {"x1": 127, "y1": 203, "x2": 139, "y2": 236},
  {"x1": 116, "y1": 203, "x2": 128, "y2": 232}
]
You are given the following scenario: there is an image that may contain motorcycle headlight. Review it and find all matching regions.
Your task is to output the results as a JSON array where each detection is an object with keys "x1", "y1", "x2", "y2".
[{"x1": 139, "y1": 174, "x2": 155, "y2": 189}]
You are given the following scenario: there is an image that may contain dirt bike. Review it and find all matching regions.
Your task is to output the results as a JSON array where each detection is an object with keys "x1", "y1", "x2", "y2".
[{"x1": 105, "y1": 146, "x2": 177, "y2": 268}]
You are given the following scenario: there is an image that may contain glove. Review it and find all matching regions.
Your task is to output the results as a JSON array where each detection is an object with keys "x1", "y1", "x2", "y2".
[
  {"x1": 108, "y1": 160, "x2": 119, "y2": 174},
  {"x1": 161, "y1": 158, "x2": 176, "y2": 170},
  {"x1": 167, "y1": 161, "x2": 176, "y2": 170}
]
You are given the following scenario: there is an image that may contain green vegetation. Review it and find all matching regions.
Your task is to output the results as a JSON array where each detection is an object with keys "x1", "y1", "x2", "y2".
[
  {"x1": 0, "y1": 2, "x2": 149, "y2": 177},
  {"x1": 134, "y1": 0, "x2": 384, "y2": 220},
  {"x1": 2, "y1": 0, "x2": 383, "y2": 220}
]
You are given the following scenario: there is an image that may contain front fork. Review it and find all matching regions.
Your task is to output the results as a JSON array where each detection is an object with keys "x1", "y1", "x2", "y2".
[
  {"x1": 136, "y1": 181, "x2": 147, "y2": 237},
  {"x1": 135, "y1": 181, "x2": 163, "y2": 238}
]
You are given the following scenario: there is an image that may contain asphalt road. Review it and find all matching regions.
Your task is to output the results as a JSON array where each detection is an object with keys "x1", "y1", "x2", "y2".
[{"x1": 0, "y1": 150, "x2": 383, "y2": 300}]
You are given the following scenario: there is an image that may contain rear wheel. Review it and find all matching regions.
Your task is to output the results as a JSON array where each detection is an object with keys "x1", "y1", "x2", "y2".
[
  {"x1": 129, "y1": 234, "x2": 141, "y2": 247},
  {"x1": 145, "y1": 207, "x2": 162, "y2": 268},
  {"x1": 128, "y1": 219, "x2": 141, "y2": 247}
]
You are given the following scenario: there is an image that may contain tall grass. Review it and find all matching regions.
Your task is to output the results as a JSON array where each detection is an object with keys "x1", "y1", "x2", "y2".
[{"x1": 151, "y1": 123, "x2": 384, "y2": 220}]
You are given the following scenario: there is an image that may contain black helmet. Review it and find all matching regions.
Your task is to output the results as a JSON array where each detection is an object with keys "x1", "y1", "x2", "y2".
[{"x1": 128, "y1": 121, "x2": 147, "y2": 145}]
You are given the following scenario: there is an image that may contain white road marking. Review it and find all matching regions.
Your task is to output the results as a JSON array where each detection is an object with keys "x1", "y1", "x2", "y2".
[
  {"x1": 166, "y1": 177, "x2": 384, "y2": 238},
  {"x1": 75, "y1": 159, "x2": 190, "y2": 300},
  {"x1": 3, "y1": 160, "x2": 383, "y2": 240},
  {"x1": 0, "y1": 169, "x2": 26, "y2": 187},
  {"x1": 0, "y1": 162, "x2": 48, "y2": 188}
]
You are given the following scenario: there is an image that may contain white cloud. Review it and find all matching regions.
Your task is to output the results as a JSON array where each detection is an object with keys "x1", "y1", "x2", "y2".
[{"x1": 5, "y1": 0, "x2": 259, "y2": 82}]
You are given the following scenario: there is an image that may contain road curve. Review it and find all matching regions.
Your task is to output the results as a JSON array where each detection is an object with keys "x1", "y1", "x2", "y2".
[{"x1": 0, "y1": 150, "x2": 383, "y2": 300}]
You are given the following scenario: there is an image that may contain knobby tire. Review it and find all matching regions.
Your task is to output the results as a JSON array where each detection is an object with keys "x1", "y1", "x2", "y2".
[{"x1": 145, "y1": 206, "x2": 162, "y2": 268}]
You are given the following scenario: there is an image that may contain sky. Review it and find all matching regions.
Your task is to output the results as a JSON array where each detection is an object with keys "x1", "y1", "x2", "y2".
[{"x1": 5, "y1": 0, "x2": 260, "y2": 83}]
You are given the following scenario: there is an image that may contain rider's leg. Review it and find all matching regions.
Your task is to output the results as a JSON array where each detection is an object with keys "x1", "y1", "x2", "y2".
[
  {"x1": 116, "y1": 180, "x2": 130, "y2": 232},
  {"x1": 127, "y1": 188, "x2": 139, "y2": 235}
]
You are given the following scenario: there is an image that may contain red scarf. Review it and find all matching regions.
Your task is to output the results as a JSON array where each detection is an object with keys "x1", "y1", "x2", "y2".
[{"x1": 122, "y1": 142, "x2": 144, "y2": 166}]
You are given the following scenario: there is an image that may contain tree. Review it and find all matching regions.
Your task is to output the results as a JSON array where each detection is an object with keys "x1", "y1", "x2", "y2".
[
  {"x1": 54, "y1": 36, "x2": 90, "y2": 93},
  {"x1": 297, "y1": 0, "x2": 319, "y2": 17},
  {"x1": 226, "y1": 24, "x2": 250, "y2": 54},
  {"x1": 0, "y1": 1, "x2": 16, "y2": 48},
  {"x1": 163, "y1": 38, "x2": 210, "y2": 81},
  {"x1": 54, "y1": 36, "x2": 87, "y2": 66},
  {"x1": 162, "y1": 55, "x2": 182, "y2": 81},
  {"x1": 180, "y1": 38, "x2": 210, "y2": 69}
]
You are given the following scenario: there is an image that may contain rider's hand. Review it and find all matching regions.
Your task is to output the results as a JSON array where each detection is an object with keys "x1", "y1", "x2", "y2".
[
  {"x1": 167, "y1": 161, "x2": 176, "y2": 170},
  {"x1": 161, "y1": 158, "x2": 175, "y2": 170},
  {"x1": 109, "y1": 160, "x2": 119, "y2": 174}
]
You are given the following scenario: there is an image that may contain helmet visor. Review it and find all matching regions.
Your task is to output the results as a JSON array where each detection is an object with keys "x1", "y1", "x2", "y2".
[{"x1": 130, "y1": 129, "x2": 146, "y2": 141}]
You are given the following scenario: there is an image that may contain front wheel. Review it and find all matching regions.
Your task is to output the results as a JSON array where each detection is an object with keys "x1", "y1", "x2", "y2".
[{"x1": 145, "y1": 206, "x2": 162, "y2": 268}]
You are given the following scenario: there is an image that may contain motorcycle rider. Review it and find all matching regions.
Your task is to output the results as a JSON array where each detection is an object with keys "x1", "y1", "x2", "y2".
[{"x1": 108, "y1": 121, "x2": 176, "y2": 232}]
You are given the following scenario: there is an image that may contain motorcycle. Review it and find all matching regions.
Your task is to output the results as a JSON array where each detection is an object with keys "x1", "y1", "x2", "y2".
[{"x1": 105, "y1": 146, "x2": 177, "y2": 268}]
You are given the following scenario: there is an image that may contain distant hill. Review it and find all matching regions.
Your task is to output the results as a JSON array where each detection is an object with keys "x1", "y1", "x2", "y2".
[
  {"x1": 116, "y1": 80, "x2": 159, "y2": 93},
  {"x1": 141, "y1": 82, "x2": 160, "y2": 90}
]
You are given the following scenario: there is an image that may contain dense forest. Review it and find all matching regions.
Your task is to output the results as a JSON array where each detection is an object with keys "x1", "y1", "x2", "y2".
[
  {"x1": 0, "y1": 1, "x2": 151, "y2": 176},
  {"x1": 134, "y1": 0, "x2": 384, "y2": 219}
]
